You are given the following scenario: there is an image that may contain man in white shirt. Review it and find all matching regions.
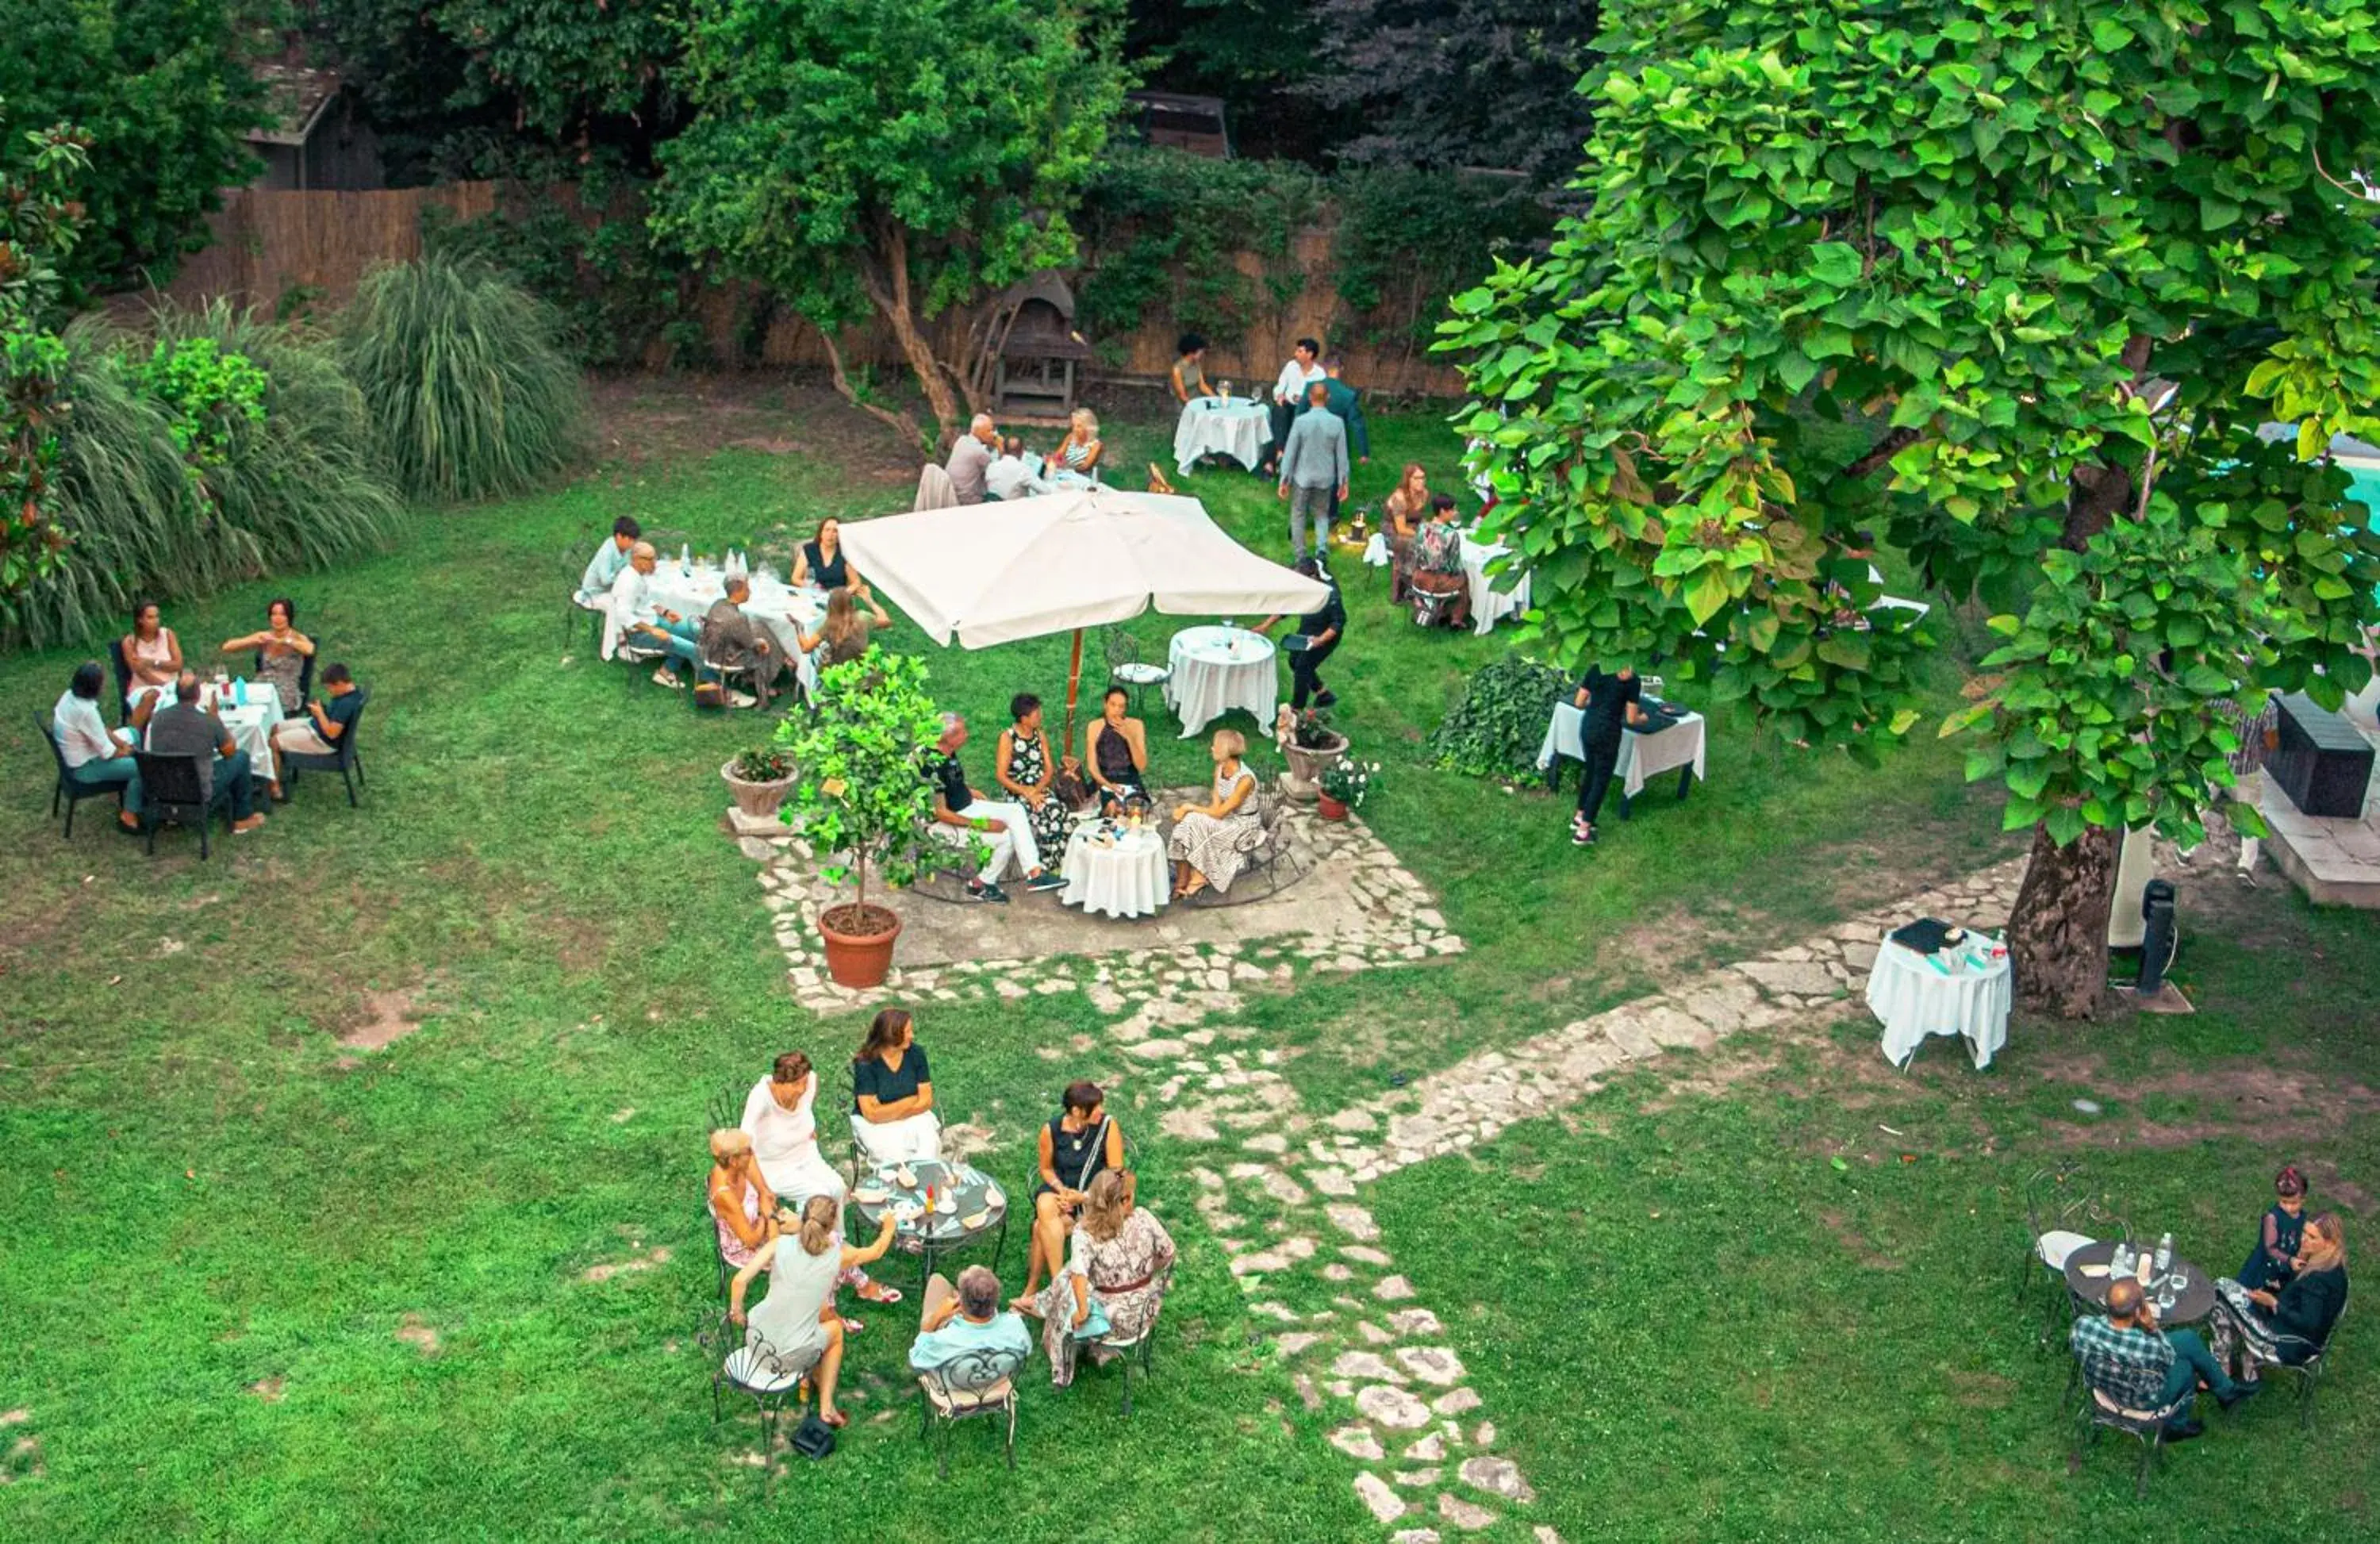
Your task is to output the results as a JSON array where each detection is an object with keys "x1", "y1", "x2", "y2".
[
  {"x1": 986, "y1": 436, "x2": 1050, "y2": 502},
  {"x1": 1263, "y1": 337, "x2": 1326, "y2": 476},
  {"x1": 606, "y1": 542, "x2": 703, "y2": 686},
  {"x1": 52, "y1": 660, "x2": 144, "y2": 831},
  {"x1": 579, "y1": 516, "x2": 642, "y2": 601},
  {"x1": 946, "y1": 413, "x2": 999, "y2": 505}
]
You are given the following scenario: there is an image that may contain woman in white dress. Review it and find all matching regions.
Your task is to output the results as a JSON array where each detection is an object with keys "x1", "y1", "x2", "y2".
[
  {"x1": 740, "y1": 1051, "x2": 848, "y2": 1208},
  {"x1": 729, "y1": 1196, "x2": 896, "y2": 1428},
  {"x1": 1167, "y1": 728, "x2": 1263, "y2": 900},
  {"x1": 850, "y1": 1008, "x2": 944, "y2": 1166}
]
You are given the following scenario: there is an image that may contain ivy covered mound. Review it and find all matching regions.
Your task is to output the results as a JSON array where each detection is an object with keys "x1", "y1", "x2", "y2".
[{"x1": 1443, "y1": 0, "x2": 2380, "y2": 1016}]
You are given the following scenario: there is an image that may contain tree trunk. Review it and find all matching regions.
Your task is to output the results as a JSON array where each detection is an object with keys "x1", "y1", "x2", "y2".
[
  {"x1": 812, "y1": 325, "x2": 923, "y2": 449},
  {"x1": 857, "y1": 221, "x2": 964, "y2": 447},
  {"x1": 2007, "y1": 821, "x2": 2117, "y2": 1020}
]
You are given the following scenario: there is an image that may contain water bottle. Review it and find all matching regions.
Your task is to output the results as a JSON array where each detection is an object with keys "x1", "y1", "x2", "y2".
[
  {"x1": 681, "y1": 542, "x2": 692, "y2": 573},
  {"x1": 2111, "y1": 1241, "x2": 2131, "y2": 1278},
  {"x1": 2156, "y1": 1233, "x2": 2172, "y2": 1273},
  {"x1": 232, "y1": 675, "x2": 248, "y2": 708}
]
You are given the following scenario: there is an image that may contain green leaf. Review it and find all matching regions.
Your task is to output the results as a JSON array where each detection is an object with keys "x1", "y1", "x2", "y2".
[{"x1": 1810, "y1": 242, "x2": 1864, "y2": 287}]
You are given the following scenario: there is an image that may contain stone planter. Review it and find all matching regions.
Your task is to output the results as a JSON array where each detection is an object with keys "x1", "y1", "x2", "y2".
[
  {"x1": 1316, "y1": 793, "x2": 1349, "y2": 822},
  {"x1": 722, "y1": 759, "x2": 796, "y2": 832},
  {"x1": 819, "y1": 901, "x2": 903, "y2": 989},
  {"x1": 1280, "y1": 731, "x2": 1349, "y2": 804}
]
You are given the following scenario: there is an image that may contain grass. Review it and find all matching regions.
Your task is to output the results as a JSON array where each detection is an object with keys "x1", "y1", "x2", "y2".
[{"x1": 0, "y1": 385, "x2": 2369, "y2": 1539}]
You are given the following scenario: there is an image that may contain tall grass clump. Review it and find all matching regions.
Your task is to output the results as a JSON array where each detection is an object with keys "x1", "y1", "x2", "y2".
[{"x1": 338, "y1": 253, "x2": 588, "y2": 502}]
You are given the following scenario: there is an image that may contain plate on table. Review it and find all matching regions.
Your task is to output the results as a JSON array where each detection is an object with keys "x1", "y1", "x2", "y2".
[
  {"x1": 2079, "y1": 1263, "x2": 2109, "y2": 1278},
  {"x1": 962, "y1": 1211, "x2": 990, "y2": 1231},
  {"x1": 983, "y1": 1184, "x2": 1005, "y2": 1209},
  {"x1": 851, "y1": 1185, "x2": 888, "y2": 1205}
]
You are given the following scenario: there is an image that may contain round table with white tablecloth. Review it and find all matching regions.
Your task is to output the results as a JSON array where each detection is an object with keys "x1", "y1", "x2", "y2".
[
  {"x1": 1164, "y1": 624, "x2": 1276, "y2": 738},
  {"x1": 1173, "y1": 397, "x2": 1273, "y2": 474},
  {"x1": 604, "y1": 565, "x2": 825, "y2": 695},
  {"x1": 144, "y1": 680, "x2": 283, "y2": 774},
  {"x1": 1059, "y1": 820, "x2": 1169, "y2": 920},
  {"x1": 1362, "y1": 527, "x2": 1532, "y2": 635},
  {"x1": 1865, "y1": 936, "x2": 2013, "y2": 1070}
]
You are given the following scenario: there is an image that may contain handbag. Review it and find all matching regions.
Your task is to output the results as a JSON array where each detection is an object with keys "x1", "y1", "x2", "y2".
[{"x1": 789, "y1": 1411, "x2": 836, "y2": 1460}]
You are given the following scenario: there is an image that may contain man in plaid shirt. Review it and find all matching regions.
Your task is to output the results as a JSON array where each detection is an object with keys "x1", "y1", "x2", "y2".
[{"x1": 2070, "y1": 1276, "x2": 2257, "y2": 1440}]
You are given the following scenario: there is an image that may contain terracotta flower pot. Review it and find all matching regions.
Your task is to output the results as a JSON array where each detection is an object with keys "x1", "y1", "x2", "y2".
[
  {"x1": 1316, "y1": 793, "x2": 1349, "y2": 822},
  {"x1": 1281, "y1": 730, "x2": 1349, "y2": 793},
  {"x1": 818, "y1": 901, "x2": 903, "y2": 989},
  {"x1": 721, "y1": 759, "x2": 796, "y2": 822}
]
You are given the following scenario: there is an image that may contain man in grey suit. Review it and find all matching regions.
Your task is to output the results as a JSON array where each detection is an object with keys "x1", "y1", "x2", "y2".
[{"x1": 1274, "y1": 382, "x2": 1349, "y2": 563}]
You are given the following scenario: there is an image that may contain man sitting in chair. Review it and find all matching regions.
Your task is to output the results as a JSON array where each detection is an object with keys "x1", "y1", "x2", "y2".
[
  {"x1": 924, "y1": 712, "x2": 1064, "y2": 904},
  {"x1": 267, "y1": 661, "x2": 363, "y2": 778},
  {"x1": 140, "y1": 670, "x2": 267, "y2": 835},
  {"x1": 606, "y1": 541, "x2": 702, "y2": 687},
  {"x1": 578, "y1": 515, "x2": 640, "y2": 601},
  {"x1": 909, "y1": 1266, "x2": 1031, "y2": 1386},
  {"x1": 698, "y1": 574, "x2": 781, "y2": 709},
  {"x1": 2071, "y1": 1274, "x2": 2256, "y2": 1445},
  {"x1": 1408, "y1": 494, "x2": 1472, "y2": 630}
]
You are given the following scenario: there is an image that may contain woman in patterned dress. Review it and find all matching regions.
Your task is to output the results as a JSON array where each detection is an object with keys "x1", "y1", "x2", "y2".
[
  {"x1": 1046, "y1": 409, "x2": 1104, "y2": 487},
  {"x1": 996, "y1": 693, "x2": 1077, "y2": 867},
  {"x1": 1167, "y1": 728, "x2": 1263, "y2": 900},
  {"x1": 1037, "y1": 1169, "x2": 1177, "y2": 1386}
]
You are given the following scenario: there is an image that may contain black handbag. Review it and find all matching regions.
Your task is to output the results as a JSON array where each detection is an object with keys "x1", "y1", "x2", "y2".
[{"x1": 789, "y1": 1411, "x2": 836, "y2": 1460}]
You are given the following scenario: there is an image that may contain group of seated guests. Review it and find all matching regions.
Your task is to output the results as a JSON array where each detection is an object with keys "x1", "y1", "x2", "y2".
[
  {"x1": 1381, "y1": 463, "x2": 1472, "y2": 628},
  {"x1": 50, "y1": 597, "x2": 364, "y2": 835},
  {"x1": 581, "y1": 515, "x2": 890, "y2": 706},
  {"x1": 943, "y1": 411, "x2": 1105, "y2": 505},
  {"x1": 705, "y1": 1010, "x2": 1176, "y2": 1425},
  {"x1": 2069, "y1": 1164, "x2": 2350, "y2": 1445},
  {"x1": 917, "y1": 689, "x2": 1266, "y2": 903}
]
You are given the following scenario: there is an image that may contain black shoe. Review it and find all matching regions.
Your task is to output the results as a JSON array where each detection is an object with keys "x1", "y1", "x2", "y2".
[
  {"x1": 965, "y1": 881, "x2": 1011, "y2": 905},
  {"x1": 2217, "y1": 1383, "x2": 2260, "y2": 1411},
  {"x1": 1313, "y1": 689, "x2": 1338, "y2": 708},
  {"x1": 2161, "y1": 1420, "x2": 2205, "y2": 1443},
  {"x1": 1023, "y1": 871, "x2": 1065, "y2": 893}
]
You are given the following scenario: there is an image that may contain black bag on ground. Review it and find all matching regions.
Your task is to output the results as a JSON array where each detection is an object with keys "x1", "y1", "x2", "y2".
[{"x1": 789, "y1": 1411, "x2": 836, "y2": 1460}]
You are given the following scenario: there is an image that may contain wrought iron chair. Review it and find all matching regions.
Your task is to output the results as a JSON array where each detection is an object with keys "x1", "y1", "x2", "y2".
[
  {"x1": 1087, "y1": 1293, "x2": 1165, "y2": 1415},
  {"x1": 280, "y1": 690, "x2": 370, "y2": 808},
  {"x1": 130, "y1": 751, "x2": 230, "y2": 859},
  {"x1": 2248, "y1": 1301, "x2": 2347, "y2": 1431},
  {"x1": 2017, "y1": 1166, "x2": 2097, "y2": 1328},
  {"x1": 1104, "y1": 629, "x2": 1170, "y2": 717},
  {"x1": 2070, "y1": 1365, "x2": 2192, "y2": 1499},
  {"x1": 699, "y1": 1312, "x2": 819, "y2": 1498},
  {"x1": 109, "y1": 637, "x2": 136, "y2": 728},
  {"x1": 916, "y1": 1342, "x2": 1027, "y2": 1477},
  {"x1": 37, "y1": 715, "x2": 129, "y2": 839}
]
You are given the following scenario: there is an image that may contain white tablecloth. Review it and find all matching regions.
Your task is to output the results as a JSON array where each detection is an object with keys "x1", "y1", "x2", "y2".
[
  {"x1": 1165, "y1": 625, "x2": 1277, "y2": 738},
  {"x1": 1060, "y1": 824, "x2": 1169, "y2": 919},
  {"x1": 1865, "y1": 937, "x2": 2012, "y2": 1070},
  {"x1": 603, "y1": 567, "x2": 825, "y2": 693},
  {"x1": 1362, "y1": 528, "x2": 1532, "y2": 635},
  {"x1": 1173, "y1": 398, "x2": 1273, "y2": 474},
  {"x1": 145, "y1": 682, "x2": 283, "y2": 773},
  {"x1": 1535, "y1": 702, "x2": 1708, "y2": 801}
]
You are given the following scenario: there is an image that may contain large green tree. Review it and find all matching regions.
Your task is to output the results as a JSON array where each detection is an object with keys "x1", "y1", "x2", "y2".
[
  {"x1": 0, "y1": 2, "x2": 265, "y2": 290},
  {"x1": 0, "y1": 101, "x2": 90, "y2": 620},
  {"x1": 1442, "y1": 0, "x2": 2380, "y2": 1017},
  {"x1": 655, "y1": 0, "x2": 1128, "y2": 446}
]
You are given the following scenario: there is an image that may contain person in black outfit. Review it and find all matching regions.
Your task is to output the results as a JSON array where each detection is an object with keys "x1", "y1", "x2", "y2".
[
  {"x1": 1256, "y1": 555, "x2": 1345, "y2": 710},
  {"x1": 1571, "y1": 663, "x2": 1648, "y2": 847},
  {"x1": 1012, "y1": 1080, "x2": 1129, "y2": 1314}
]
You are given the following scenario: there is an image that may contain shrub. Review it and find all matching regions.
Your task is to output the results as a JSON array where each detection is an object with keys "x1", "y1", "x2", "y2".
[
  {"x1": 1319, "y1": 755, "x2": 1380, "y2": 809},
  {"x1": 1426, "y1": 653, "x2": 1568, "y2": 782},
  {"x1": 337, "y1": 253, "x2": 588, "y2": 502}
]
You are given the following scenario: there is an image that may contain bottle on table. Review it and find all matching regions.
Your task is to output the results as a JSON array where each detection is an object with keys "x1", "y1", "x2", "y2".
[{"x1": 2155, "y1": 1233, "x2": 2172, "y2": 1273}]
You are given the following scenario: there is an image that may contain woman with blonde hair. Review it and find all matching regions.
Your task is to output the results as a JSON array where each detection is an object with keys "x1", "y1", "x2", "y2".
[
  {"x1": 1037, "y1": 1168, "x2": 1177, "y2": 1386},
  {"x1": 707, "y1": 1128, "x2": 778, "y2": 1271},
  {"x1": 1048, "y1": 408, "x2": 1104, "y2": 487},
  {"x1": 729, "y1": 1195, "x2": 897, "y2": 1427},
  {"x1": 2213, "y1": 1210, "x2": 2350, "y2": 1380},
  {"x1": 1381, "y1": 463, "x2": 1430, "y2": 601},
  {"x1": 798, "y1": 586, "x2": 884, "y2": 669},
  {"x1": 1166, "y1": 728, "x2": 1262, "y2": 900}
]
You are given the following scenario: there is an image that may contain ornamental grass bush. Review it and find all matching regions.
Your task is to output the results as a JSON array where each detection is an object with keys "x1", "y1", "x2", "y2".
[{"x1": 338, "y1": 253, "x2": 588, "y2": 503}]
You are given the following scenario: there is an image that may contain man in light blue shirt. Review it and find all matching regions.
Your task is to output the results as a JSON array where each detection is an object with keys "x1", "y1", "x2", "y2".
[
  {"x1": 909, "y1": 1266, "x2": 1031, "y2": 1388},
  {"x1": 1276, "y1": 380, "x2": 1349, "y2": 563},
  {"x1": 579, "y1": 516, "x2": 642, "y2": 600}
]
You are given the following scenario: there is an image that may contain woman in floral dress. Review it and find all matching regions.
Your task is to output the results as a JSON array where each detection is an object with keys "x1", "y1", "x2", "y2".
[
  {"x1": 996, "y1": 693, "x2": 1077, "y2": 868},
  {"x1": 1037, "y1": 1170, "x2": 1176, "y2": 1386},
  {"x1": 1167, "y1": 728, "x2": 1264, "y2": 899}
]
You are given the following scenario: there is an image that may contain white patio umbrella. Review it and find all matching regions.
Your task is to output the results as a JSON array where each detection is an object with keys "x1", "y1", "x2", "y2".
[{"x1": 833, "y1": 486, "x2": 1330, "y2": 743}]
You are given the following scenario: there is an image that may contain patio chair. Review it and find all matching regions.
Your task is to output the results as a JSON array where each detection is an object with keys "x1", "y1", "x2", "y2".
[
  {"x1": 1410, "y1": 582, "x2": 1460, "y2": 630},
  {"x1": 1105, "y1": 629, "x2": 1170, "y2": 717},
  {"x1": 2249, "y1": 1301, "x2": 2347, "y2": 1432},
  {"x1": 2017, "y1": 1167, "x2": 2096, "y2": 1326},
  {"x1": 37, "y1": 715, "x2": 128, "y2": 839},
  {"x1": 616, "y1": 632, "x2": 674, "y2": 689},
  {"x1": 565, "y1": 541, "x2": 610, "y2": 651},
  {"x1": 2070, "y1": 1367, "x2": 2192, "y2": 1499},
  {"x1": 916, "y1": 1342, "x2": 1027, "y2": 1477},
  {"x1": 698, "y1": 1311, "x2": 820, "y2": 1499},
  {"x1": 1087, "y1": 1296, "x2": 1165, "y2": 1415},
  {"x1": 129, "y1": 751, "x2": 231, "y2": 859},
  {"x1": 109, "y1": 637, "x2": 136, "y2": 728},
  {"x1": 281, "y1": 690, "x2": 370, "y2": 808}
]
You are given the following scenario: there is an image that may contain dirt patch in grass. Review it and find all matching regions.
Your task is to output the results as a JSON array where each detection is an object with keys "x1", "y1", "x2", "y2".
[
  {"x1": 1948, "y1": 1369, "x2": 2017, "y2": 1408},
  {"x1": 2030, "y1": 1055, "x2": 2380, "y2": 1155},
  {"x1": 587, "y1": 371, "x2": 911, "y2": 478},
  {"x1": 1818, "y1": 1208, "x2": 1904, "y2": 1270},
  {"x1": 395, "y1": 1315, "x2": 441, "y2": 1356},
  {"x1": 247, "y1": 1376, "x2": 286, "y2": 1403},
  {"x1": 582, "y1": 1245, "x2": 674, "y2": 1284},
  {"x1": 339, "y1": 989, "x2": 427, "y2": 1053}
]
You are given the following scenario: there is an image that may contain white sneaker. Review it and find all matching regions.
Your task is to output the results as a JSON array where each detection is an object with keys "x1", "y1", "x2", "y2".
[
  {"x1": 652, "y1": 666, "x2": 683, "y2": 689},
  {"x1": 727, "y1": 689, "x2": 758, "y2": 709}
]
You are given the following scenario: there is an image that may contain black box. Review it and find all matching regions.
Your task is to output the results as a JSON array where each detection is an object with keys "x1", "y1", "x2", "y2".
[{"x1": 2269, "y1": 692, "x2": 2374, "y2": 819}]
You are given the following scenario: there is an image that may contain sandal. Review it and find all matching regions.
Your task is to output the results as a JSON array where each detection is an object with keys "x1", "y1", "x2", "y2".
[
  {"x1": 858, "y1": 1282, "x2": 903, "y2": 1304},
  {"x1": 820, "y1": 1409, "x2": 849, "y2": 1429},
  {"x1": 839, "y1": 1315, "x2": 866, "y2": 1335}
]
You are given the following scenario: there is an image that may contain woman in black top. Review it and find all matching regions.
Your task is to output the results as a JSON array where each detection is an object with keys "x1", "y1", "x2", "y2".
[
  {"x1": 1084, "y1": 686, "x2": 1149, "y2": 812},
  {"x1": 849, "y1": 1008, "x2": 942, "y2": 1165},
  {"x1": 2214, "y1": 1211, "x2": 2349, "y2": 1376},
  {"x1": 1012, "y1": 1080, "x2": 1129, "y2": 1313},
  {"x1": 793, "y1": 517, "x2": 880, "y2": 605}
]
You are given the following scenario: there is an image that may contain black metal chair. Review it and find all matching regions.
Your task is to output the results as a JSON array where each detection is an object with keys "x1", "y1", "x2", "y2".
[
  {"x1": 1088, "y1": 1294, "x2": 1165, "y2": 1415},
  {"x1": 282, "y1": 690, "x2": 370, "y2": 807},
  {"x1": 2016, "y1": 1167, "x2": 2097, "y2": 1342},
  {"x1": 2251, "y1": 1303, "x2": 2347, "y2": 1431},
  {"x1": 699, "y1": 1312, "x2": 819, "y2": 1498},
  {"x1": 109, "y1": 637, "x2": 135, "y2": 728},
  {"x1": 916, "y1": 1343, "x2": 1026, "y2": 1477},
  {"x1": 2070, "y1": 1367, "x2": 2191, "y2": 1499},
  {"x1": 130, "y1": 751, "x2": 230, "y2": 859},
  {"x1": 37, "y1": 715, "x2": 131, "y2": 839},
  {"x1": 1105, "y1": 629, "x2": 1170, "y2": 717}
]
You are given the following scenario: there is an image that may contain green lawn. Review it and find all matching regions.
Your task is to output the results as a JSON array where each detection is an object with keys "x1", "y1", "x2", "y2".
[{"x1": 1, "y1": 386, "x2": 2370, "y2": 1540}]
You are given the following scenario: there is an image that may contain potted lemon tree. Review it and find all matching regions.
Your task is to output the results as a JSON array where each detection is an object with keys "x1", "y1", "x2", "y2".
[{"x1": 774, "y1": 654, "x2": 969, "y2": 988}]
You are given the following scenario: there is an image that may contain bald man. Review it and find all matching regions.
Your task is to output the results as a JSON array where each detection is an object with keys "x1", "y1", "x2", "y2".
[
  {"x1": 2070, "y1": 1273, "x2": 2255, "y2": 1442},
  {"x1": 946, "y1": 414, "x2": 998, "y2": 505}
]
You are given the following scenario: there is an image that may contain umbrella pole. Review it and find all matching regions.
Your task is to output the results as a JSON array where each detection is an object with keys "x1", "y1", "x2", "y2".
[{"x1": 1064, "y1": 627, "x2": 1084, "y2": 752}]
